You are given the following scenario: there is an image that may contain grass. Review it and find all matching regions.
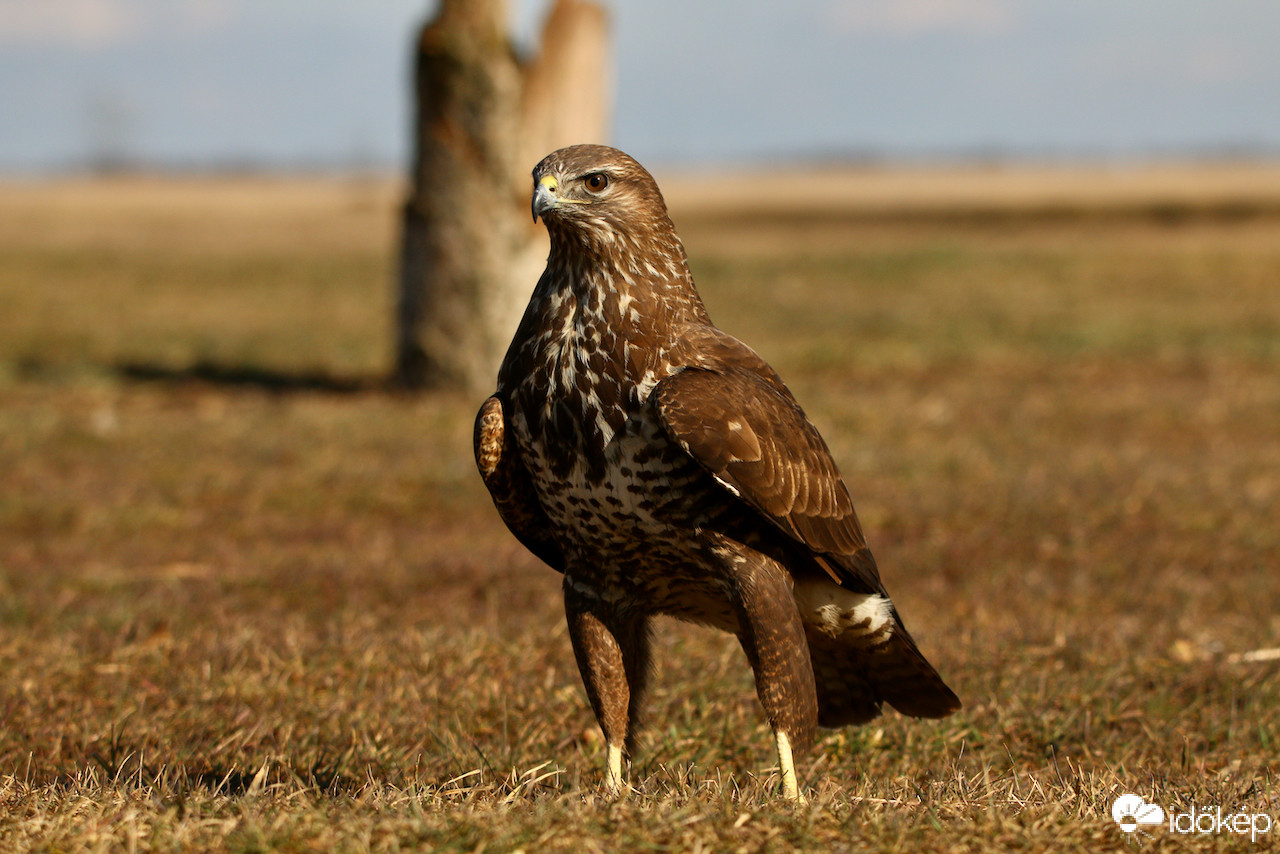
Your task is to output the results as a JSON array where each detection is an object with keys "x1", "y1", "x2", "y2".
[{"x1": 1, "y1": 169, "x2": 1278, "y2": 851}]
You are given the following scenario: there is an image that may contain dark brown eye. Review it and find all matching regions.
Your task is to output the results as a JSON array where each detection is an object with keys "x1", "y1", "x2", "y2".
[{"x1": 584, "y1": 173, "x2": 609, "y2": 192}]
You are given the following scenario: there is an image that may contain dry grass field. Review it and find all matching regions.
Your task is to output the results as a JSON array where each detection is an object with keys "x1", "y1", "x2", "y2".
[{"x1": 1, "y1": 165, "x2": 1278, "y2": 851}]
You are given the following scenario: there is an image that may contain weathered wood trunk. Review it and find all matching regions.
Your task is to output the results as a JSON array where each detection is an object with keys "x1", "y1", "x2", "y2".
[{"x1": 395, "y1": 0, "x2": 610, "y2": 391}]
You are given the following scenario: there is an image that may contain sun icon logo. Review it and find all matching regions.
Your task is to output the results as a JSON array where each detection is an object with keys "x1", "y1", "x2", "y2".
[{"x1": 1112, "y1": 793, "x2": 1166, "y2": 835}]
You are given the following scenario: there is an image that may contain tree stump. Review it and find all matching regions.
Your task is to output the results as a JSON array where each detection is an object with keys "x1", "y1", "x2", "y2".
[{"x1": 394, "y1": 0, "x2": 611, "y2": 391}]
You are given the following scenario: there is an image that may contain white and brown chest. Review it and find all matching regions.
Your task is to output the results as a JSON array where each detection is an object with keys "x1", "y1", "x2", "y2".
[{"x1": 506, "y1": 295, "x2": 707, "y2": 550}]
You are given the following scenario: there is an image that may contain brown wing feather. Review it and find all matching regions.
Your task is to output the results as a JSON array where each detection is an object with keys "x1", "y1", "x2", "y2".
[
  {"x1": 474, "y1": 395, "x2": 565, "y2": 572},
  {"x1": 652, "y1": 362, "x2": 883, "y2": 595}
]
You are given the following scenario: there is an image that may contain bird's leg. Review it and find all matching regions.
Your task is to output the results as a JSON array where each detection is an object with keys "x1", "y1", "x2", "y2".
[
  {"x1": 564, "y1": 582, "x2": 651, "y2": 797},
  {"x1": 604, "y1": 741, "x2": 624, "y2": 795},
  {"x1": 728, "y1": 561, "x2": 818, "y2": 804},
  {"x1": 565, "y1": 600, "x2": 629, "y2": 796},
  {"x1": 774, "y1": 728, "x2": 804, "y2": 804}
]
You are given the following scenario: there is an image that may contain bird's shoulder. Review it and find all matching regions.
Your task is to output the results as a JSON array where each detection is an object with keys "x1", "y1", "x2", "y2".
[
  {"x1": 665, "y1": 324, "x2": 788, "y2": 391},
  {"x1": 652, "y1": 323, "x2": 884, "y2": 594}
]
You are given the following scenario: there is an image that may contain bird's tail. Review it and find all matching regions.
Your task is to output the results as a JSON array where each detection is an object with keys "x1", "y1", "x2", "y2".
[{"x1": 793, "y1": 580, "x2": 960, "y2": 727}]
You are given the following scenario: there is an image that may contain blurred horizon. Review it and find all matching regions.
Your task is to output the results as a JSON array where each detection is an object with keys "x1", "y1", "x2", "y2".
[{"x1": 3, "y1": 0, "x2": 1280, "y2": 176}]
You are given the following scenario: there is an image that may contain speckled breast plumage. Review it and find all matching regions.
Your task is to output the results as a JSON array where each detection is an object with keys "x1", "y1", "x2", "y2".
[{"x1": 500, "y1": 282, "x2": 740, "y2": 632}]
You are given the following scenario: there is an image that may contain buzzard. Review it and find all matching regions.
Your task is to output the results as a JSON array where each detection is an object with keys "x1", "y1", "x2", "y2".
[{"x1": 475, "y1": 144, "x2": 959, "y2": 801}]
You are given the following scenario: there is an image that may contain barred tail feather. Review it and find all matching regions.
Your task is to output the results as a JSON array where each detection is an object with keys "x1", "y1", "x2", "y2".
[
  {"x1": 807, "y1": 628, "x2": 960, "y2": 726},
  {"x1": 806, "y1": 629, "x2": 882, "y2": 727},
  {"x1": 794, "y1": 578, "x2": 960, "y2": 726},
  {"x1": 865, "y1": 630, "x2": 961, "y2": 719}
]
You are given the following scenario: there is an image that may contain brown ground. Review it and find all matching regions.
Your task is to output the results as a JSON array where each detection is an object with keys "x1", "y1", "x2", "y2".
[{"x1": 1, "y1": 165, "x2": 1277, "y2": 851}]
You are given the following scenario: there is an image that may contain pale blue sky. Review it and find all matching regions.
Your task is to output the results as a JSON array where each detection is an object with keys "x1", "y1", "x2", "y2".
[{"x1": 2, "y1": 0, "x2": 1278, "y2": 172}]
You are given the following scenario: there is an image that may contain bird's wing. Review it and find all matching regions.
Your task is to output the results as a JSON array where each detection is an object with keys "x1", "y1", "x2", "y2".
[
  {"x1": 474, "y1": 395, "x2": 565, "y2": 572},
  {"x1": 651, "y1": 359, "x2": 883, "y2": 595}
]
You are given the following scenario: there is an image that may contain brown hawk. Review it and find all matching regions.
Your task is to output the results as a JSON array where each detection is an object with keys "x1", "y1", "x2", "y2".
[{"x1": 475, "y1": 144, "x2": 959, "y2": 801}]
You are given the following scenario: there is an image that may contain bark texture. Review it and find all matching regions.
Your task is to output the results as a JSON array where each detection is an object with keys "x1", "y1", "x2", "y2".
[{"x1": 395, "y1": 0, "x2": 610, "y2": 390}]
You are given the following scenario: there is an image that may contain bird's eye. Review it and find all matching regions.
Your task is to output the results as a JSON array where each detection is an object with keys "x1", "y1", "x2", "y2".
[{"x1": 584, "y1": 173, "x2": 609, "y2": 192}]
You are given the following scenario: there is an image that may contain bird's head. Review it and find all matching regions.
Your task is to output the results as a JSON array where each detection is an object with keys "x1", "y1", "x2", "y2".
[{"x1": 531, "y1": 144, "x2": 672, "y2": 245}]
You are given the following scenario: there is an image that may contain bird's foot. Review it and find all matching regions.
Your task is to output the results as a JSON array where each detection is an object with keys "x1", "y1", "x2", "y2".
[
  {"x1": 603, "y1": 742, "x2": 626, "y2": 799},
  {"x1": 774, "y1": 729, "x2": 807, "y2": 804}
]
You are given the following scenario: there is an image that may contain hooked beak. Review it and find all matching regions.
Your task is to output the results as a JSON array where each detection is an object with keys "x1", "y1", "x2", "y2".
[{"x1": 532, "y1": 175, "x2": 558, "y2": 222}]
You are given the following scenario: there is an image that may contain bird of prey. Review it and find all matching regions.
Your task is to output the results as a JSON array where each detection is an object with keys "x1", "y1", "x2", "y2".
[{"x1": 475, "y1": 144, "x2": 959, "y2": 801}]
